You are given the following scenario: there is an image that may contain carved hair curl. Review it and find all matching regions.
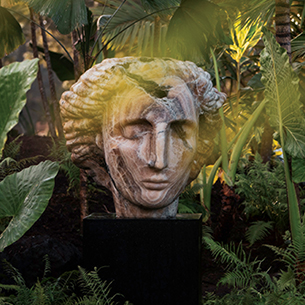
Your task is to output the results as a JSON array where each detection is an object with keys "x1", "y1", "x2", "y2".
[{"x1": 60, "y1": 57, "x2": 226, "y2": 184}]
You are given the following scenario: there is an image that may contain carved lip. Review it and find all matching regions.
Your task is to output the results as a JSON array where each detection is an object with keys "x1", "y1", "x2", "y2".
[{"x1": 142, "y1": 179, "x2": 169, "y2": 190}]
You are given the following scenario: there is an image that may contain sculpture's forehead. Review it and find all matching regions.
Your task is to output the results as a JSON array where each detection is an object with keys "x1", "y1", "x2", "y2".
[{"x1": 111, "y1": 83, "x2": 197, "y2": 125}]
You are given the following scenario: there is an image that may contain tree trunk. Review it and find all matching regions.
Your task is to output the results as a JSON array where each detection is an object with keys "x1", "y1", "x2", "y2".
[
  {"x1": 153, "y1": 16, "x2": 160, "y2": 57},
  {"x1": 30, "y1": 9, "x2": 56, "y2": 138},
  {"x1": 71, "y1": 30, "x2": 81, "y2": 81},
  {"x1": 39, "y1": 15, "x2": 64, "y2": 139},
  {"x1": 275, "y1": 0, "x2": 291, "y2": 61},
  {"x1": 80, "y1": 169, "x2": 88, "y2": 233}
]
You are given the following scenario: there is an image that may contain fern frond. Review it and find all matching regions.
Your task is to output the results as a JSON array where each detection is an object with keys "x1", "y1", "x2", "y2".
[
  {"x1": 2, "y1": 136, "x2": 22, "y2": 160},
  {"x1": 1, "y1": 259, "x2": 26, "y2": 287},
  {"x1": 265, "y1": 244, "x2": 296, "y2": 267},
  {"x1": 219, "y1": 268, "x2": 251, "y2": 288},
  {"x1": 77, "y1": 267, "x2": 119, "y2": 304},
  {"x1": 276, "y1": 267, "x2": 296, "y2": 291},
  {"x1": 246, "y1": 221, "x2": 273, "y2": 246},
  {"x1": 42, "y1": 255, "x2": 51, "y2": 280},
  {"x1": 203, "y1": 237, "x2": 247, "y2": 269}
]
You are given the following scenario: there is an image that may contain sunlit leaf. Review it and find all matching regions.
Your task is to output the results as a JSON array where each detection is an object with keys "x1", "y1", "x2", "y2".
[
  {"x1": 0, "y1": 161, "x2": 59, "y2": 251},
  {"x1": 227, "y1": 13, "x2": 262, "y2": 63},
  {"x1": 261, "y1": 28, "x2": 305, "y2": 158},
  {"x1": 0, "y1": 59, "x2": 39, "y2": 158},
  {"x1": 0, "y1": 6, "x2": 25, "y2": 58},
  {"x1": 23, "y1": 0, "x2": 87, "y2": 34},
  {"x1": 239, "y1": 0, "x2": 275, "y2": 28}
]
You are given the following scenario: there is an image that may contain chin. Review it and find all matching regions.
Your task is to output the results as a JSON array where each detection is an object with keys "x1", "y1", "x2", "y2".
[{"x1": 135, "y1": 190, "x2": 177, "y2": 209}]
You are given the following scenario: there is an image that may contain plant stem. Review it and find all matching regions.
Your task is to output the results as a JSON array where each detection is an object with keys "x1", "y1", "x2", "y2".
[
  {"x1": 282, "y1": 149, "x2": 301, "y2": 242},
  {"x1": 228, "y1": 99, "x2": 267, "y2": 184},
  {"x1": 71, "y1": 30, "x2": 81, "y2": 81},
  {"x1": 39, "y1": 15, "x2": 64, "y2": 139},
  {"x1": 211, "y1": 48, "x2": 228, "y2": 173},
  {"x1": 7, "y1": 7, "x2": 73, "y2": 63},
  {"x1": 153, "y1": 16, "x2": 160, "y2": 57},
  {"x1": 30, "y1": 8, "x2": 56, "y2": 138},
  {"x1": 236, "y1": 60, "x2": 241, "y2": 117}
]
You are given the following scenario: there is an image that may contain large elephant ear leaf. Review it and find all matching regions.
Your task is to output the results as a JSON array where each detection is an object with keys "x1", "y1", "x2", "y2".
[
  {"x1": 0, "y1": 6, "x2": 25, "y2": 58},
  {"x1": 0, "y1": 58, "x2": 39, "y2": 158},
  {"x1": 166, "y1": 0, "x2": 230, "y2": 61},
  {"x1": 0, "y1": 160, "x2": 59, "y2": 252},
  {"x1": 23, "y1": 0, "x2": 87, "y2": 34},
  {"x1": 260, "y1": 28, "x2": 305, "y2": 158}
]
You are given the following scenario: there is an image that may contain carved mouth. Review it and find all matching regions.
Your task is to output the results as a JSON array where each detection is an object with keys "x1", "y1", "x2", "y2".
[{"x1": 142, "y1": 180, "x2": 169, "y2": 190}]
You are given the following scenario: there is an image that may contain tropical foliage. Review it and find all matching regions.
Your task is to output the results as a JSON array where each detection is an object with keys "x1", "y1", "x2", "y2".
[{"x1": 2, "y1": 0, "x2": 305, "y2": 302}]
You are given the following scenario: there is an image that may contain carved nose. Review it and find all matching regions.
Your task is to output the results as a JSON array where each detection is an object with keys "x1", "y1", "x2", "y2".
[{"x1": 148, "y1": 124, "x2": 168, "y2": 170}]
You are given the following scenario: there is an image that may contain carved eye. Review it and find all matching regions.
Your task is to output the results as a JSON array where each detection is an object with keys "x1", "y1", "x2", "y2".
[
  {"x1": 121, "y1": 122, "x2": 151, "y2": 140},
  {"x1": 170, "y1": 121, "x2": 194, "y2": 141}
]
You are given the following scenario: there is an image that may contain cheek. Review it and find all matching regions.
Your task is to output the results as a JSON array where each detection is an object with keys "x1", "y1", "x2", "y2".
[{"x1": 168, "y1": 137, "x2": 196, "y2": 169}]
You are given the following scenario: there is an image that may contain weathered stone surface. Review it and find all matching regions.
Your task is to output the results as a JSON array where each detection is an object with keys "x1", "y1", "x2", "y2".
[{"x1": 60, "y1": 57, "x2": 225, "y2": 218}]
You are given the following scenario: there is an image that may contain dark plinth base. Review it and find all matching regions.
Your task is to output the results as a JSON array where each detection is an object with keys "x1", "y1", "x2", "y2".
[{"x1": 83, "y1": 213, "x2": 202, "y2": 305}]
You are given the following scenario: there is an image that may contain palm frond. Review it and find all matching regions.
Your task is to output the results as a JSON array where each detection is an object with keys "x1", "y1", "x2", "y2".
[
  {"x1": 97, "y1": 0, "x2": 171, "y2": 56},
  {"x1": 239, "y1": 0, "x2": 275, "y2": 28},
  {"x1": 261, "y1": 28, "x2": 305, "y2": 159}
]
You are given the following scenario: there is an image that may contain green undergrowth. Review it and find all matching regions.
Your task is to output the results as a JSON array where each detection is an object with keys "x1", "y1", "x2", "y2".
[{"x1": 0, "y1": 256, "x2": 131, "y2": 305}]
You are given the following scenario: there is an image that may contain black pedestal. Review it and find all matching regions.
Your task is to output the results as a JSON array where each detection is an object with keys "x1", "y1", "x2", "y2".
[{"x1": 83, "y1": 213, "x2": 202, "y2": 305}]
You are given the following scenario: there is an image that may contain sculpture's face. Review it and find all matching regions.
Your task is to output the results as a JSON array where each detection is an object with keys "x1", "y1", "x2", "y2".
[{"x1": 97, "y1": 79, "x2": 198, "y2": 214}]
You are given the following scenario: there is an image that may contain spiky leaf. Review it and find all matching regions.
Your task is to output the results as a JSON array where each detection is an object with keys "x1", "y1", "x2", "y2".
[
  {"x1": 0, "y1": 59, "x2": 39, "y2": 158},
  {"x1": 23, "y1": 0, "x2": 87, "y2": 34},
  {"x1": 261, "y1": 28, "x2": 305, "y2": 158},
  {"x1": 99, "y1": 0, "x2": 169, "y2": 56},
  {"x1": 0, "y1": 161, "x2": 59, "y2": 251},
  {"x1": 0, "y1": 6, "x2": 25, "y2": 58}
]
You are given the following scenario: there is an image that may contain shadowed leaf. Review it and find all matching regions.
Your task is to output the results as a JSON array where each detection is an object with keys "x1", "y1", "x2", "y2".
[
  {"x1": 0, "y1": 161, "x2": 59, "y2": 252},
  {"x1": 23, "y1": 0, "x2": 88, "y2": 34},
  {"x1": 0, "y1": 6, "x2": 25, "y2": 58}
]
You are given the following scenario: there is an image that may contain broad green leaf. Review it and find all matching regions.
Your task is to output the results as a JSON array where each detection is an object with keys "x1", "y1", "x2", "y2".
[
  {"x1": 261, "y1": 28, "x2": 305, "y2": 158},
  {"x1": 0, "y1": 160, "x2": 59, "y2": 251},
  {"x1": 0, "y1": 59, "x2": 39, "y2": 158},
  {"x1": 292, "y1": 157, "x2": 305, "y2": 183},
  {"x1": 0, "y1": 6, "x2": 25, "y2": 58},
  {"x1": 166, "y1": 0, "x2": 230, "y2": 61},
  {"x1": 248, "y1": 72, "x2": 264, "y2": 90},
  {"x1": 23, "y1": 0, "x2": 88, "y2": 34}
]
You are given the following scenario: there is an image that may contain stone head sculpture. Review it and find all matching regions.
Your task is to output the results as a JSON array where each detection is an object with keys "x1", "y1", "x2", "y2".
[{"x1": 60, "y1": 57, "x2": 225, "y2": 218}]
